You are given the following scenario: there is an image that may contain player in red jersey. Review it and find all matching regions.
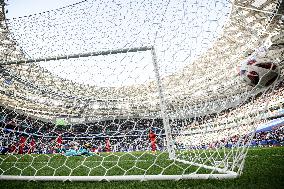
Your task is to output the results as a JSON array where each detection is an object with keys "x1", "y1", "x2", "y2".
[
  {"x1": 28, "y1": 137, "x2": 36, "y2": 154},
  {"x1": 56, "y1": 134, "x2": 63, "y2": 150},
  {"x1": 9, "y1": 142, "x2": 17, "y2": 154},
  {"x1": 149, "y1": 129, "x2": 157, "y2": 152},
  {"x1": 18, "y1": 135, "x2": 26, "y2": 154},
  {"x1": 105, "y1": 138, "x2": 111, "y2": 152}
]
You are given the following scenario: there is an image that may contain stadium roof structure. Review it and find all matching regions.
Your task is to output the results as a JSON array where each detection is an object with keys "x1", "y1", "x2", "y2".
[{"x1": 0, "y1": 0, "x2": 283, "y2": 122}]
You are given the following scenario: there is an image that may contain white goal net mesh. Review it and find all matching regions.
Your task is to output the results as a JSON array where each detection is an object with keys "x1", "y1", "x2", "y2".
[{"x1": 0, "y1": 0, "x2": 283, "y2": 181}]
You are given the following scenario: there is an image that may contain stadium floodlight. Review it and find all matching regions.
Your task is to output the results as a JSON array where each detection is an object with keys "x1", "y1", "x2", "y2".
[{"x1": 0, "y1": 0, "x2": 283, "y2": 182}]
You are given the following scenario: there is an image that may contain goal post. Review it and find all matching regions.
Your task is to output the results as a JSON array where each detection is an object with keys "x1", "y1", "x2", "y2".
[{"x1": 151, "y1": 47, "x2": 175, "y2": 160}]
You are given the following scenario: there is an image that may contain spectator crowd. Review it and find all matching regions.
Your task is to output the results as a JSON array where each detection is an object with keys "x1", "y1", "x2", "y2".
[{"x1": 0, "y1": 81, "x2": 283, "y2": 154}]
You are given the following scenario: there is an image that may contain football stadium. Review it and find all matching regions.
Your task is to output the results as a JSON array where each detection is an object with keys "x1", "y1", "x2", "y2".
[{"x1": 0, "y1": 0, "x2": 283, "y2": 188}]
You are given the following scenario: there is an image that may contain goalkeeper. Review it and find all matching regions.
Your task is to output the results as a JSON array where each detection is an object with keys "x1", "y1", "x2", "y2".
[
  {"x1": 64, "y1": 143, "x2": 93, "y2": 156},
  {"x1": 78, "y1": 143, "x2": 93, "y2": 156}
]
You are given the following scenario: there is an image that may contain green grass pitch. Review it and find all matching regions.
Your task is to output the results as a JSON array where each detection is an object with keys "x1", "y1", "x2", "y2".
[{"x1": 0, "y1": 147, "x2": 283, "y2": 189}]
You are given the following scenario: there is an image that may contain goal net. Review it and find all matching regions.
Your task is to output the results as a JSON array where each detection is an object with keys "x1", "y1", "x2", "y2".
[{"x1": 0, "y1": 0, "x2": 283, "y2": 181}]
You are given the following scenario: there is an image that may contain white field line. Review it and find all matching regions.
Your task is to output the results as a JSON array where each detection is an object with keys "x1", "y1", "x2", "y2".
[
  {"x1": 247, "y1": 154, "x2": 284, "y2": 158},
  {"x1": 0, "y1": 159, "x2": 150, "y2": 164}
]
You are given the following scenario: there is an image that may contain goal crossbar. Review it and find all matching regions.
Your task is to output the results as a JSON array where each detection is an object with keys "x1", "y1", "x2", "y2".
[{"x1": 0, "y1": 46, "x2": 153, "y2": 65}]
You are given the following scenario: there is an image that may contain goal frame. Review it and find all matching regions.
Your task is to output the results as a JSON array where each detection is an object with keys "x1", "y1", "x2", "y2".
[{"x1": 0, "y1": 46, "x2": 241, "y2": 181}]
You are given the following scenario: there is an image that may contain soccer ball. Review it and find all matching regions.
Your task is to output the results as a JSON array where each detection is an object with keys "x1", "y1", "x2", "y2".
[{"x1": 239, "y1": 56, "x2": 279, "y2": 87}]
